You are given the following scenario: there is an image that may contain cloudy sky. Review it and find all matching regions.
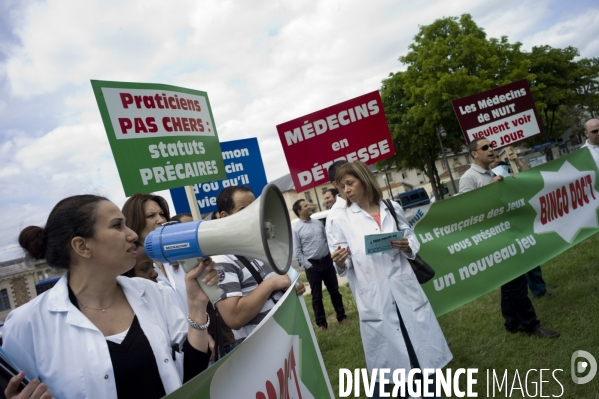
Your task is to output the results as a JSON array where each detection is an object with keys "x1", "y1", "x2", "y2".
[{"x1": 1, "y1": 0, "x2": 598, "y2": 261}]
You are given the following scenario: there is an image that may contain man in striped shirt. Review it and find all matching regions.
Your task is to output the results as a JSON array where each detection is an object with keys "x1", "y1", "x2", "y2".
[{"x1": 214, "y1": 186, "x2": 305, "y2": 342}]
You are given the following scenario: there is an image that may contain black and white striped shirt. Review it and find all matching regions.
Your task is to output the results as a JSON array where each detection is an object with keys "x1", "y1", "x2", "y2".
[{"x1": 214, "y1": 255, "x2": 282, "y2": 340}]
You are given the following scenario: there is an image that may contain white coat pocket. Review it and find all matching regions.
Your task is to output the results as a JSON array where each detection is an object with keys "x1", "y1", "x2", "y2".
[
  {"x1": 397, "y1": 274, "x2": 429, "y2": 311},
  {"x1": 356, "y1": 284, "x2": 383, "y2": 321}
]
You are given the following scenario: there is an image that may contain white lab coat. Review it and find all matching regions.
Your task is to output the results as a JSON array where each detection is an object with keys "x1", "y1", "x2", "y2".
[
  {"x1": 156, "y1": 262, "x2": 189, "y2": 315},
  {"x1": 327, "y1": 200, "x2": 452, "y2": 379},
  {"x1": 3, "y1": 274, "x2": 190, "y2": 399}
]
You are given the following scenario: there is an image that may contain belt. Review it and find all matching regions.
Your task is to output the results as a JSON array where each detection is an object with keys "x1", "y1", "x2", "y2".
[{"x1": 308, "y1": 254, "x2": 331, "y2": 263}]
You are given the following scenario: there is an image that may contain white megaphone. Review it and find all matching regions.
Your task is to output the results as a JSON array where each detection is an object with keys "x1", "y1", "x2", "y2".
[{"x1": 144, "y1": 184, "x2": 292, "y2": 302}]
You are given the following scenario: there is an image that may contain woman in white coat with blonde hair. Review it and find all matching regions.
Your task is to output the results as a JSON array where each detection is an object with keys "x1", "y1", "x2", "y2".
[{"x1": 328, "y1": 162, "x2": 452, "y2": 398}]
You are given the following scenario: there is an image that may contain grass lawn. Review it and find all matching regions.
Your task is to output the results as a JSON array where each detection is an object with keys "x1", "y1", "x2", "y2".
[{"x1": 303, "y1": 233, "x2": 599, "y2": 398}]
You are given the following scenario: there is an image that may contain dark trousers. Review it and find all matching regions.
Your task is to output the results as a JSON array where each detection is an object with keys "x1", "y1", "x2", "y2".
[
  {"x1": 525, "y1": 266, "x2": 547, "y2": 297},
  {"x1": 305, "y1": 255, "x2": 346, "y2": 327},
  {"x1": 501, "y1": 274, "x2": 540, "y2": 333}
]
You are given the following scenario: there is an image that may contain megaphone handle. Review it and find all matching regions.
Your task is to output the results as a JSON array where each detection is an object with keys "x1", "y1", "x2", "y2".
[{"x1": 178, "y1": 258, "x2": 224, "y2": 304}]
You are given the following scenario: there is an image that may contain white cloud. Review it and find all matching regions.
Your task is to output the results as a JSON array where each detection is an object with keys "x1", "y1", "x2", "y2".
[
  {"x1": 522, "y1": 9, "x2": 599, "y2": 56},
  {"x1": 0, "y1": 123, "x2": 126, "y2": 259},
  {"x1": 16, "y1": 123, "x2": 108, "y2": 170},
  {"x1": 479, "y1": 0, "x2": 553, "y2": 41},
  {"x1": 1, "y1": 0, "x2": 598, "y2": 260}
]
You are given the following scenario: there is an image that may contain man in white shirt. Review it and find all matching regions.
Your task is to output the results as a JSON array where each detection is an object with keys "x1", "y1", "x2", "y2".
[
  {"x1": 327, "y1": 160, "x2": 349, "y2": 211},
  {"x1": 459, "y1": 138, "x2": 559, "y2": 338},
  {"x1": 458, "y1": 138, "x2": 504, "y2": 194},
  {"x1": 324, "y1": 160, "x2": 352, "y2": 289},
  {"x1": 323, "y1": 188, "x2": 339, "y2": 209},
  {"x1": 581, "y1": 118, "x2": 599, "y2": 168}
]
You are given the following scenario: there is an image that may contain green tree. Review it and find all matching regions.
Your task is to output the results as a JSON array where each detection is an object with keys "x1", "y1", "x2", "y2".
[
  {"x1": 524, "y1": 49, "x2": 599, "y2": 158},
  {"x1": 380, "y1": 14, "x2": 530, "y2": 198},
  {"x1": 526, "y1": 46, "x2": 581, "y2": 158},
  {"x1": 576, "y1": 57, "x2": 599, "y2": 123}
]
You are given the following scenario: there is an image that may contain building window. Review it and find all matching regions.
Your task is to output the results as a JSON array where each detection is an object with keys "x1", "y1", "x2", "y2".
[
  {"x1": 0, "y1": 289, "x2": 11, "y2": 311},
  {"x1": 402, "y1": 173, "x2": 407, "y2": 179},
  {"x1": 322, "y1": 187, "x2": 328, "y2": 194},
  {"x1": 305, "y1": 192, "x2": 313, "y2": 203},
  {"x1": 37, "y1": 271, "x2": 44, "y2": 281},
  {"x1": 441, "y1": 160, "x2": 448, "y2": 171},
  {"x1": 417, "y1": 171, "x2": 421, "y2": 176}
]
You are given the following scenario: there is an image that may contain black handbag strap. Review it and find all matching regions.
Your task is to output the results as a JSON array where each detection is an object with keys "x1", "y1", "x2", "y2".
[
  {"x1": 214, "y1": 305, "x2": 226, "y2": 361},
  {"x1": 237, "y1": 255, "x2": 263, "y2": 284},
  {"x1": 385, "y1": 199, "x2": 414, "y2": 260},
  {"x1": 384, "y1": 201, "x2": 434, "y2": 284},
  {"x1": 385, "y1": 199, "x2": 418, "y2": 260},
  {"x1": 236, "y1": 256, "x2": 279, "y2": 304},
  {"x1": 383, "y1": 199, "x2": 401, "y2": 230}
]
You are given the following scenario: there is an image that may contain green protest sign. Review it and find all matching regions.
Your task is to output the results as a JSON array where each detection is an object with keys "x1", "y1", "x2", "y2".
[
  {"x1": 165, "y1": 287, "x2": 334, "y2": 399},
  {"x1": 91, "y1": 80, "x2": 226, "y2": 196},
  {"x1": 405, "y1": 149, "x2": 599, "y2": 316}
]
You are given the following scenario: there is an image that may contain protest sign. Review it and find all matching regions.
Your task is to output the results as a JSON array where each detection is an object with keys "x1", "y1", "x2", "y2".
[
  {"x1": 451, "y1": 79, "x2": 543, "y2": 149},
  {"x1": 403, "y1": 149, "x2": 599, "y2": 316},
  {"x1": 164, "y1": 284, "x2": 334, "y2": 399},
  {"x1": 91, "y1": 80, "x2": 226, "y2": 196},
  {"x1": 276, "y1": 91, "x2": 395, "y2": 192},
  {"x1": 170, "y1": 137, "x2": 268, "y2": 214}
]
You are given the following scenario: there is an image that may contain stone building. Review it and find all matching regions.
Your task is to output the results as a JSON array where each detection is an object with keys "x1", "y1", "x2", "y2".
[
  {"x1": 269, "y1": 154, "x2": 472, "y2": 220},
  {"x1": 0, "y1": 257, "x2": 62, "y2": 321}
]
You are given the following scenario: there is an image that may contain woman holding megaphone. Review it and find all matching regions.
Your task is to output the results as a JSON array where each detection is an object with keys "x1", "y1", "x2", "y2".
[
  {"x1": 122, "y1": 193, "x2": 229, "y2": 361},
  {"x1": 3, "y1": 195, "x2": 217, "y2": 399}
]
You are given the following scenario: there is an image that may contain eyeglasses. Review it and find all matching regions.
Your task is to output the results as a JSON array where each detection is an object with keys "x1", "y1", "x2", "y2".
[
  {"x1": 589, "y1": 129, "x2": 599, "y2": 134},
  {"x1": 478, "y1": 144, "x2": 491, "y2": 151}
]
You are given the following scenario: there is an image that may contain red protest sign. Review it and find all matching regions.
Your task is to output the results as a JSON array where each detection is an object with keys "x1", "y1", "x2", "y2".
[
  {"x1": 276, "y1": 91, "x2": 395, "y2": 192},
  {"x1": 451, "y1": 79, "x2": 543, "y2": 149}
]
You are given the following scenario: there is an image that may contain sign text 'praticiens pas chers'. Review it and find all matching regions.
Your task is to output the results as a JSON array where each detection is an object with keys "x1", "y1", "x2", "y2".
[{"x1": 91, "y1": 80, "x2": 225, "y2": 196}]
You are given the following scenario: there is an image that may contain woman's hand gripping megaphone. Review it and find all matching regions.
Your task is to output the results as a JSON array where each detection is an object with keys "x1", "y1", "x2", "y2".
[{"x1": 178, "y1": 257, "x2": 223, "y2": 304}]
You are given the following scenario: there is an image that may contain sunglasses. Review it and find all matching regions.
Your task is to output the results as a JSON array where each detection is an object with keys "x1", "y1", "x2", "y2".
[
  {"x1": 590, "y1": 129, "x2": 599, "y2": 134},
  {"x1": 478, "y1": 144, "x2": 491, "y2": 151}
]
